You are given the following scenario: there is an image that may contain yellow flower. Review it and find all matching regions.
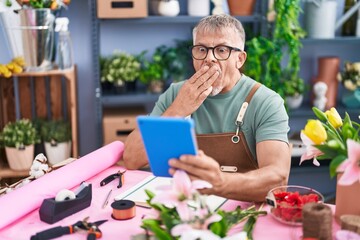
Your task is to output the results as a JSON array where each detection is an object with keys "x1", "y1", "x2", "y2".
[
  {"x1": 325, "y1": 108, "x2": 343, "y2": 129},
  {"x1": 303, "y1": 120, "x2": 327, "y2": 144}
]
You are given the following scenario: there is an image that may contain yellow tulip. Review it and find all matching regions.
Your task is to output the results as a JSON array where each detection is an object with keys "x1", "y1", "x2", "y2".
[
  {"x1": 303, "y1": 120, "x2": 327, "y2": 144},
  {"x1": 325, "y1": 108, "x2": 342, "y2": 129}
]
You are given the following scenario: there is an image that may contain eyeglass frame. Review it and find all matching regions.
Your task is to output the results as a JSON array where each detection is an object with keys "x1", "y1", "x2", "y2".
[{"x1": 190, "y1": 44, "x2": 242, "y2": 61}]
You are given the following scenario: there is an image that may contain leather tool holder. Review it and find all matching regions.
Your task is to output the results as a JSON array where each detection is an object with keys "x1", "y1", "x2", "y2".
[{"x1": 39, "y1": 184, "x2": 92, "y2": 224}]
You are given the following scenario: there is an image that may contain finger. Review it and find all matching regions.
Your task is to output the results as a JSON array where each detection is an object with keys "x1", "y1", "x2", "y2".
[
  {"x1": 193, "y1": 66, "x2": 219, "y2": 89},
  {"x1": 198, "y1": 70, "x2": 220, "y2": 93},
  {"x1": 188, "y1": 65, "x2": 210, "y2": 84}
]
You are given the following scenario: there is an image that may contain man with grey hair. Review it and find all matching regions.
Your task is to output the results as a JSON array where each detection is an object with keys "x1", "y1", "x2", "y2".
[{"x1": 124, "y1": 14, "x2": 290, "y2": 202}]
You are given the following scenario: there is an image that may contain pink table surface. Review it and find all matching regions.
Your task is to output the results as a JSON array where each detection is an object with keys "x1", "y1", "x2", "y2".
[{"x1": 0, "y1": 165, "x2": 340, "y2": 240}]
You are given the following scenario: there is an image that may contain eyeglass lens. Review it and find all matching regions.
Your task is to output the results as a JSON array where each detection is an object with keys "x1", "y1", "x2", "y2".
[{"x1": 192, "y1": 45, "x2": 233, "y2": 60}]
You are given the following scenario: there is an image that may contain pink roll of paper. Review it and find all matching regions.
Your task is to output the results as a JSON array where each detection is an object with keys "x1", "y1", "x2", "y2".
[{"x1": 0, "y1": 141, "x2": 124, "y2": 230}]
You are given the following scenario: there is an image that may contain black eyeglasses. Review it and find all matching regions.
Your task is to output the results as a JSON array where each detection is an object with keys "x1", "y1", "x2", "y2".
[{"x1": 190, "y1": 45, "x2": 242, "y2": 61}]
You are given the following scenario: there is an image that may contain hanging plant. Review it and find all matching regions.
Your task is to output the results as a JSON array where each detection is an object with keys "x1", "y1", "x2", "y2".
[{"x1": 244, "y1": 0, "x2": 306, "y2": 100}]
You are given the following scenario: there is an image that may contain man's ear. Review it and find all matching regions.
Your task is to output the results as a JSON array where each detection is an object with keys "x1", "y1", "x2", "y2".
[{"x1": 236, "y1": 51, "x2": 247, "y2": 69}]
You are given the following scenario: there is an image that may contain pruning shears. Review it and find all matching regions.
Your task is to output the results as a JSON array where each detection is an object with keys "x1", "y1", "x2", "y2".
[{"x1": 30, "y1": 217, "x2": 107, "y2": 240}]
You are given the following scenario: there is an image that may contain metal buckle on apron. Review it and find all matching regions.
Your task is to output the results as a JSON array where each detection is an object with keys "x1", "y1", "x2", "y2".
[
  {"x1": 220, "y1": 166, "x2": 238, "y2": 172},
  {"x1": 232, "y1": 102, "x2": 248, "y2": 144}
]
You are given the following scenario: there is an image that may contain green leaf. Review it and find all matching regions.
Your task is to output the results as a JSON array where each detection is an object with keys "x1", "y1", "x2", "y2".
[
  {"x1": 243, "y1": 216, "x2": 256, "y2": 240},
  {"x1": 314, "y1": 145, "x2": 340, "y2": 159},
  {"x1": 312, "y1": 107, "x2": 327, "y2": 122},
  {"x1": 329, "y1": 155, "x2": 347, "y2": 178},
  {"x1": 209, "y1": 212, "x2": 227, "y2": 237},
  {"x1": 142, "y1": 219, "x2": 173, "y2": 240}
]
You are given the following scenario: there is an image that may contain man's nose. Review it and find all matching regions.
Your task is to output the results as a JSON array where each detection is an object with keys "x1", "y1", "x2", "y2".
[{"x1": 205, "y1": 49, "x2": 217, "y2": 62}]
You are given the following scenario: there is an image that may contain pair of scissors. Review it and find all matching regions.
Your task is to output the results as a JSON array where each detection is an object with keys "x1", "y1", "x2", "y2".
[{"x1": 30, "y1": 217, "x2": 107, "y2": 240}]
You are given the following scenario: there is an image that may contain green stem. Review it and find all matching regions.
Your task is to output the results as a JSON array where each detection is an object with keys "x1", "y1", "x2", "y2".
[{"x1": 326, "y1": 122, "x2": 345, "y2": 145}]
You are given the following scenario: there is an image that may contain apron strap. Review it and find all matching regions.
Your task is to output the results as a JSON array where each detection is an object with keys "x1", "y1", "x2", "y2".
[
  {"x1": 246, "y1": 82, "x2": 262, "y2": 103},
  {"x1": 233, "y1": 82, "x2": 262, "y2": 143}
]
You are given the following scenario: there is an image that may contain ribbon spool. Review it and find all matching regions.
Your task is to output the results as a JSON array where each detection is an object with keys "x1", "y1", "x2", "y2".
[
  {"x1": 340, "y1": 215, "x2": 360, "y2": 234},
  {"x1": 111, "y1": 200, "x2": 136, "y2": 220},
  {"x1": 302, "y1": 203, "x2": 332, "y2": 240}
]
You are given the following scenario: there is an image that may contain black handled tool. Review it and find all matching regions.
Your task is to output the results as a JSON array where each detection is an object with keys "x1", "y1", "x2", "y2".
[
  {"x1": 30, "y1": 217, "x2": 107, "y2": 240},
  {"x1": 100, "y1": 170, "x2": 126, "y2": 188}
]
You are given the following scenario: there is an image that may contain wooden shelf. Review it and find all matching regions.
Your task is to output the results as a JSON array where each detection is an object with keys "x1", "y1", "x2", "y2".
[
  {"x1": 102, "y1": 93, "x2": 160, "y2": 108},
  {"x1": 0, "y1": 168, "x2": 28, "y2": 179},
  {"x1": 99, "y1": 15, "x2": 263, "y2": 24},
  {"x1": 302, "y1": 37, "x2": 360, "y2": 44}
]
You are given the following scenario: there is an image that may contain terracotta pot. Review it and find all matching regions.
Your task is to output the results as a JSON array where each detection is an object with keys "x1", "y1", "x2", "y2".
[
  {"x1": 227, "y1": 0, "x2": 256, "y2": 16},
  {"x1": 335, "y1": 173, "x2": 360, "y2": 221},
  {"x1": 5, "y1": 145, "x2": 34, "y2": 171},
  {"x1": 148, "y1": 80, "x2": 164, "y2": 94},
  {"x1": 312, "y1": 57, "x2": 340, "y2": 110}
]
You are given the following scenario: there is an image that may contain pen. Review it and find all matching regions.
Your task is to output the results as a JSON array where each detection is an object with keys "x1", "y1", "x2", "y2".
[{"x1": 102, "y1": 189, "x2": 112, "y2": 209}]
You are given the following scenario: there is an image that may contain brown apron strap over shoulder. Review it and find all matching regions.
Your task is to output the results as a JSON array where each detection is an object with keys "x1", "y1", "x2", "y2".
[
  {"x1": 246, "y1": 82, "x2": 261, "y2": 103},
  {"x1": 196, "y1": 82, "x2": 262, "y2": 173}
]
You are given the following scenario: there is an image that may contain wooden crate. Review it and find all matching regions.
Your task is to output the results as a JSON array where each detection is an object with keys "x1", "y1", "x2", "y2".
[
  {"x1": 103, "y1": 108, "x2": 145, "y2": 145},
  {"x1": 0, "y1": 67, "x2": 78, "y2": 179}
]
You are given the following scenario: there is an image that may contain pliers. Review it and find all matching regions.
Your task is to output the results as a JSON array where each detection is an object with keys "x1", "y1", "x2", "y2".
[
  {"x1": 30, "y1": 217, "x2": 107, "y2": 240},
  {"x1": 100, "y1": 170, "x2": 126, "y2": 188}
]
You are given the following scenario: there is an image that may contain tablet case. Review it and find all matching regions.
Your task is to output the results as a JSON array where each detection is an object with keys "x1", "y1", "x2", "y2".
[{"x1": 137, "y1": 116, "x2": 198, "y2": 177}]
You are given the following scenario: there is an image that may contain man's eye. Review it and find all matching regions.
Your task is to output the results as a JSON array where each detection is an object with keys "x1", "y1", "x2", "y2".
[
  {"x1": 216, "y1": 47, "x2": 228, "y2": 53},
  {"x1": 198, "y1": 47, "x2": 207, "y2": 52}
]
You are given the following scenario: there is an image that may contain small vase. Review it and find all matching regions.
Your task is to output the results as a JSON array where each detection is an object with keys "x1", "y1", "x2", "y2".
[
  {"x1": 148, "y1": 80, "x2": 164, "y2": 94},
  {"x1": 342, "y1": 88, "x2": 360, "y2": 109},
  {"x1": 158, "y1": 0, "x2": 180, "y2": 17},
  {"x1": 5, "y1": 145, "x2": 34, "y2": 171},
  {"x1": 44, "y1": 141, "x2": 72, "y2": 166},
  {"x1": 286, "y1": 94, "x2": 303, "y2": 110},
  {"x1": 227, "y1": 0, "x2": 256, "y2": 16},
  {"x1": 335, "y1": 173, "x2": 360, "y2": 221},
  {"x1": 188, "y1": 0, "x2": 210, "y2": 16}
]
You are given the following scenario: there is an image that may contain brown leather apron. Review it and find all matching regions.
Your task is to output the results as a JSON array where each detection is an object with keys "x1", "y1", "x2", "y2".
[{"x1": 196, "y1": 83, "x2": 261, "y2": 173}]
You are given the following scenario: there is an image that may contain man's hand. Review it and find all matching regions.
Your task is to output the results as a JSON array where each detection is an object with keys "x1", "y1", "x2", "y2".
[
  {"x1": 163, "y1": 65, "x2": 220, "y2": 117},
  {"x1": 168, "y1": 150, "x2": 225, "y2": 196}
]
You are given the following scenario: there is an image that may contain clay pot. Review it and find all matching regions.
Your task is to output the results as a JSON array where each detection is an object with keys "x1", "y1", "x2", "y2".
[{"x1": 227, "y1": 0, "x2": 256, "y2": 16}]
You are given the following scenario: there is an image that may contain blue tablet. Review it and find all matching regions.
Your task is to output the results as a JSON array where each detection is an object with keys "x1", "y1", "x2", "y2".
[{"x1": 137, "y1": 116, "x2": 198, "y2": 177}]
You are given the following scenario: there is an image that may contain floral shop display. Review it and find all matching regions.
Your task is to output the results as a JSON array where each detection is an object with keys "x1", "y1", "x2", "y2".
[
  {"x1": 139, "y1": 170, "x2": 267, "y2": 240},
  {"x1": 300, "y1": 106, "x2": 360, "y2": 219}
]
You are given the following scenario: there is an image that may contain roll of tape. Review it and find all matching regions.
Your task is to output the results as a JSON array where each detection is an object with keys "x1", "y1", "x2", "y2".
[
  {"x1": 111, "y1": 200, "x2": 136, "y2": 220},
  {"x1": 55, "y1": 189, "x2": 76, "y2": 202}
]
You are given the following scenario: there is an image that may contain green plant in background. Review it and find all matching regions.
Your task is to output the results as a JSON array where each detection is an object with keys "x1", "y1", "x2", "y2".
[
  {"x1": 282, "y1": 69, "x2": 306, "y2": 97},
  {"x1": 100, "y1": 51, "x2": 141, "y2": 87},
  {"x1": 138, "y1": 39, "x2": 193, "y2": 87},
  {"x1": 40, "y1": 119, "x2": 71, "y2": 144},
  {"x1": 0, "y1": 119, "x2": 40, "y2": 149},
  {"x1": 138, "y1": 50, "x2": 164, "y2": 85},
  {"x1": 244, "y1": 0, "x2": 306, "y2": 100}
]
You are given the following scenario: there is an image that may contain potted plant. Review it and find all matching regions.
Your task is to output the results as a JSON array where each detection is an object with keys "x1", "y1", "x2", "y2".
[
  {"x1": 244, "y1": 0, "x2": 306, "y2": 109},
  {"x1": 0, "y1": 119, "x2": 40, "y2": 171},
  {"x1": 100, "y1": 51, "x2": 141, "y2": 93},
  {"x1": 40, "y1": 119, "x2": 72, "y2": 165},
  {"x1": 282, "y1": 70, "x2": 306, "y2": 110},
  {"x1": 139, "y1": 40, "x2": 194, "y2": 93}
]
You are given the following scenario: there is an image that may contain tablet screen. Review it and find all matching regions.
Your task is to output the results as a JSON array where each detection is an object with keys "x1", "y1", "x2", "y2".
[{"x1": 137, "y1": 116, "x2": 198, "y2": 177}]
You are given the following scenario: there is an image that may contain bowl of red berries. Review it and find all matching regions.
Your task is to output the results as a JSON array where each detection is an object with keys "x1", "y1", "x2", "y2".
[{"x1": 266, "y1": 185, "x2": 324, "y2": 225}]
